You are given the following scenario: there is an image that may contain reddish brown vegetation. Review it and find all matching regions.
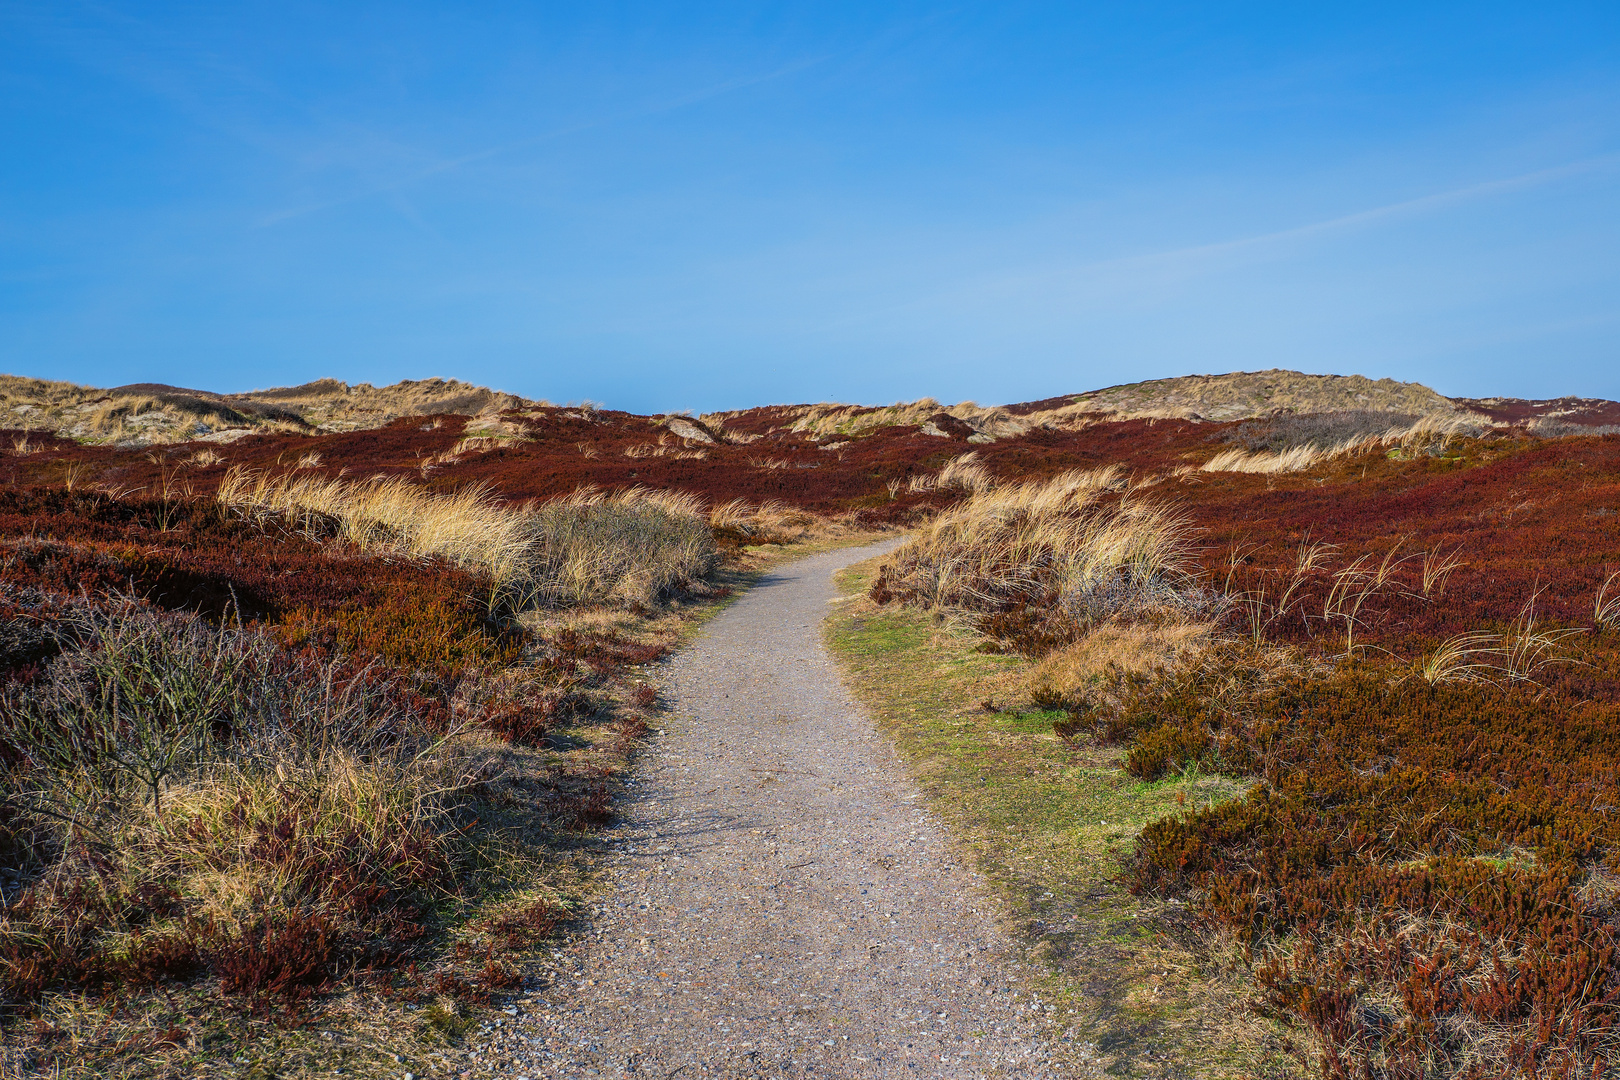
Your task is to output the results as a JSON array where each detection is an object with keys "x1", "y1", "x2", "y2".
[
  {"x1": 1104, "y1": 437, "x2": 1620, "y2": 1076},
  {"x1": 10, "y1": 390, "x2": 1620, "y2": 1073},
  {"x1": 0, "y1": 475, "x2": 694, "y2": 1029}
]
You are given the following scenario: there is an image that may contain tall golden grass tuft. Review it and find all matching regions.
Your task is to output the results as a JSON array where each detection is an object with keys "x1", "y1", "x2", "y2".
[
  {"x1": 874, "y1": 467, "x2": 1211, "y2": 649},
  {"x1": 522, "y1": 486, "x2": 717, "y2": 606},
  {"x1": 217, "y1": 468, "x2": 716, "y2": 609},
  {"x1": 1200, "y1": 445, "x2": 1329, "y2": 475}
]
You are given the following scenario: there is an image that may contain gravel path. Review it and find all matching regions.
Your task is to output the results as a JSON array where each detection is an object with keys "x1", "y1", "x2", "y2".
[{"x1": 491, "y1": 542, "x2": 1058, "y2": 1079}]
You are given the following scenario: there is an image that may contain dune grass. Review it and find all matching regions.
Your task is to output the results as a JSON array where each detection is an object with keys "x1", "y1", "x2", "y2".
[
  {"x1": 1200, "y1": 412, "x2": 1490, "y2": 474},
  {"x1": 873, "y1": 467, "x2": 1214, "y2": 653},
  {"x1": 216, "y1": 469, "x2": 718, "y2": 610}
]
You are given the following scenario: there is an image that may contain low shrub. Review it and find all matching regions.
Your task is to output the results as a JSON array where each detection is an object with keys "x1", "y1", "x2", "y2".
[
  {"x1": 0, "y1": 605, "x2": 471, "y2": 1013},
  {"x1": 1126, "y1": 662, "x2": 1620, "y2": 1076}
]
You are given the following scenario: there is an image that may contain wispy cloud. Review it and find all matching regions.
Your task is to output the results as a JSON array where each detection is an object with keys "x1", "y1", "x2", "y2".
[
  {"x1": 255, "y1": 55, "x2": 830, "y2": 228},
  {"x1": 864, "y1": 153, "x2": 1620, "y2": 324},
  {"x1": 1114, "y1": 155, "x2": 1620, "y2": 273}
]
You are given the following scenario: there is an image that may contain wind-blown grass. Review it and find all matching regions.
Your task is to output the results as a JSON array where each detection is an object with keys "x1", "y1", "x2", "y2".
[
  {"x1": 216, "y1": 469, "x2": 717, "y2": 610},
  {"x1": 0, "y1": 604, "x2": 477, "y2": 1012},
  {"x1": 1201, "y1": 412, "x2": 1492, "y2": 475},
  {"x1": 872, "y1": 467, "x2": 1215, "y2": 653}
]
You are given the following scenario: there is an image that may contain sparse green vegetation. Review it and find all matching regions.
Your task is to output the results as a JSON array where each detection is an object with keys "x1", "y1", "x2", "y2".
[{"x1": 828, "y1": 558, "x2": 1277, "y2": 1078}]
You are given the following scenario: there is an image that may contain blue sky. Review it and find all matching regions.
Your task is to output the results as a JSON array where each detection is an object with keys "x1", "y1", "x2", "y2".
[{"x1": 2, "y1": 2, "x2": 1617, "y2": 412}]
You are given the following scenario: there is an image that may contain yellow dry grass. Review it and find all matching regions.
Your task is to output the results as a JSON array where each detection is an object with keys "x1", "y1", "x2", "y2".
[
  {"x1": 1200, "y1": 412, "x2": 1490, "y2": 474},
  {"x1": 1028, "y1": 623, "x2": 1215, "y2": 695},
  {"x1": 239, "y1": 377, "x2": 533, "y2": 432},
  {"x1": 880, "y1": 466, "x2": 1203, "y2": 633},
  {"x1": 1060, "y1": 369, "x2": 1461, "y2": 422},
  {"x1": 217, "y1": 469, "x2": 717, "y2": 608},
  {"x1": 706, "y1": 398, "x2": 1036, "y2": 444}
]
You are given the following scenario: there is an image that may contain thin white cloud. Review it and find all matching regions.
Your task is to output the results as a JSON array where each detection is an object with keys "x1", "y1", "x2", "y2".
[
  {"x1": 255, "y1": 55, "x2": 831, "y2": 228},
  {"x1": 857, "y1": 152, "x2": 1620, "y2": 326},
  {"x1": 1115, "y1": 155, "x2": 1620, "y2": 272}
]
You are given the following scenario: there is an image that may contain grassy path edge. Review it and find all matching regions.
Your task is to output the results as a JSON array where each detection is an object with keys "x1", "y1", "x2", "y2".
[{"x1": 824, "y1": 553, "x2": 1289, "y2": 1079}]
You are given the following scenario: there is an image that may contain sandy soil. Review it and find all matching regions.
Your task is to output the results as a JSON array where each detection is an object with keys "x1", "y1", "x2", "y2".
[{"x1": 484, "y1": 541, "x2": 1063, "y2": 1078}]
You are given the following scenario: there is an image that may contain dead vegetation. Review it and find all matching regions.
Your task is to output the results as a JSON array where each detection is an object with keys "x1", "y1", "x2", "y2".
[
  {"x1": 1200, "y1": 412, "x2": 1491, "y2": 474},
  {"x1": 0, "y1": 375, "x2": 536, "y2": 447},
  {"x1": 216, "y1": 469, "x2": 718, "y2": 610},
  {"x1": 872, "y1": 467, "x2": 1219, "y2": 654},
  {"x1": 864, "y1": 427, "x2": 1620, "y2": 1076}
]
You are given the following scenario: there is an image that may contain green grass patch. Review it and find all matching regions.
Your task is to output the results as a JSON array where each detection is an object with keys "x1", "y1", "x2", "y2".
[{"x1": 826, "y1": 557, "x2": 1287, "y2": 1078}]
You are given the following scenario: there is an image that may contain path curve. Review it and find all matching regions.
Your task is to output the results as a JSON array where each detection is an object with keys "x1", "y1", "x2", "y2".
[{"x1": 500, "y1": 542, "x2": 1056, "y2": 1078}]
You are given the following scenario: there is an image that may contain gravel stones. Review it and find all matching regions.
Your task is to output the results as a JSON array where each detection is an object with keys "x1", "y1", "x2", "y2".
[{"x1": 494, "y1": 541, "x2": 1058, "y2": 1078}]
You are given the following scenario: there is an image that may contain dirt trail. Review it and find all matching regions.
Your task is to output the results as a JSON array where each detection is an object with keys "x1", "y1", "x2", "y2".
[{"x1": 495, "y1": 542, "x2": 1059, "y2": 1078}]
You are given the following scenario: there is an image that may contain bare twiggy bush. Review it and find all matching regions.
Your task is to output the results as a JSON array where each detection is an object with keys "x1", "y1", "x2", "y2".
[
  {"x1": 872, "y1": 468, "x2": 1215, "y2": 652},
  {"x1": 9, "y1": 607, "x2": 251, "y2": 822},
  {"x1": 0, "y1": 605, "x2": 478, "y2": 1007}
]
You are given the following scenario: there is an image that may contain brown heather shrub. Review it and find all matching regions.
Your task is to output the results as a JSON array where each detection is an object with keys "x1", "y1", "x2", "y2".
[{"x1": 1119, "y1": 658, "x2": 1620, "y2": 1076}]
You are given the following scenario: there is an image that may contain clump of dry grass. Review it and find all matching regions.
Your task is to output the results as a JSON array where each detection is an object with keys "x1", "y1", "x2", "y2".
[
  {"x1": 1064, "y1": 369, "x2": 1460, "y2": 422},
  {"x1": 1420, "y1": 591, "x2": 1586, "y2": 685},
  {"x1": 708, "y1": 398, "x2": 1033, "y2": 443},
  {"x1": 622, "y1": 435, "x2": 708, "y2": 461},
  {"x1": 1201, "y1": 412, "x2": 1492, "y2": 474},
  {"x1": 1200, "y1": 444, "x2": 1331, "y2": 474},
  {"x1": 1028, "y1": 623, "x2": 1214, "y2": 699},
  {"x1": 216, "y1": 469, "x2": 717, "y2": 610},
  {"x1": 903, "y1": 452, "x2": 997, "y2": 495},
  {"x1": 707, "y1": 498, "x2": 813, "y2": 549},
  {"x1": 1527, "y1": 416, "x2": 1620, "y2": 438},
  {"x1": 522, "y1": 487, "x2": 717, "y2": 607},
  {"x1": 240, "y1": 377, "x2": 529, "y2": 433},
  {"x1": 872, "y1": 467, "x2": 1216, "y2": 653}
]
